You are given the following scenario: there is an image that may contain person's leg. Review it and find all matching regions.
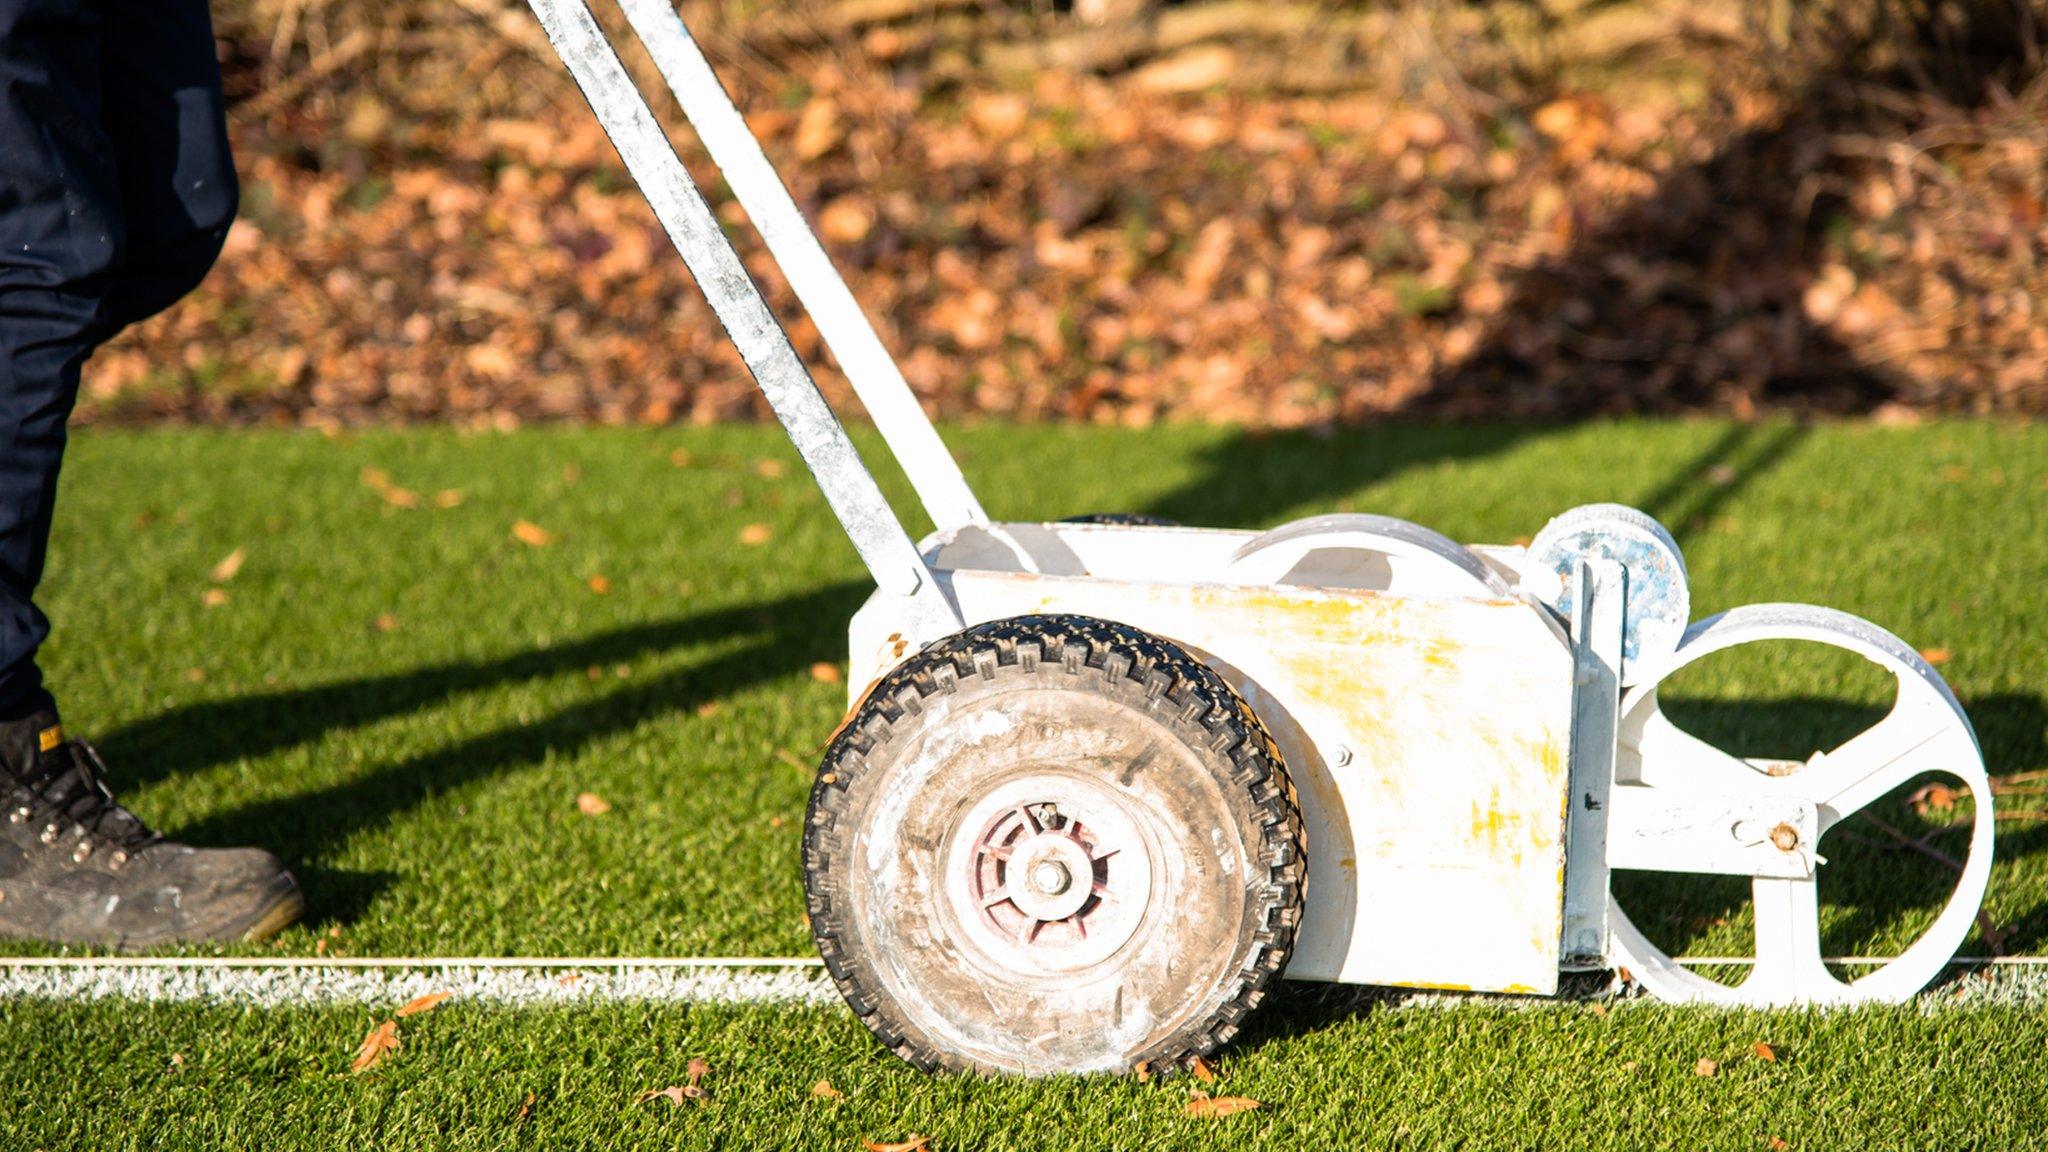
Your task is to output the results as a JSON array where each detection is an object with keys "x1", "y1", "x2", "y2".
[
  {"x1": 0, "y1": 0, "x2": 125, "y2": 718},
  {"x1": 0, "y1": 0, "x2": 301, "y2": 947},
  {"x1": 97, "y1": 0, "x2": 236, "y2": 331},
  {"x1": 0, "y1": 0, "x2": 235, "y2": 715}
]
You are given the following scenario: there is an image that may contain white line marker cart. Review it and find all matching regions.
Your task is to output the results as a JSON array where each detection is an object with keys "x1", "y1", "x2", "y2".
[{"x1": 525, "y1": 0, "x2": 1994, "y2": 1074}]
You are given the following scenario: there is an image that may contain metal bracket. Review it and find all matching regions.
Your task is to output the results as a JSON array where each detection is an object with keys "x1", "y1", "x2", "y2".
[
  {"x1": 1560, "y1": 557, "x2": 1623, "y2": 966},
  {"x1": 526, "y1": 0, "x2": 962, "y2": 638},
  {"x1": 1605, "y1": 788, "x2": 1819, "y2": 879}
]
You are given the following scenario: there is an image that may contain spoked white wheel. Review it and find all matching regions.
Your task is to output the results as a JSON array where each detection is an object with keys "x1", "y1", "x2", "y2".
[
  {"x1": 1226, "y1": 513, "x2": 1508, "y2": 597},
  {"x1": 1607, "y1": 604, "x2": 1994, "y2": 1005}
]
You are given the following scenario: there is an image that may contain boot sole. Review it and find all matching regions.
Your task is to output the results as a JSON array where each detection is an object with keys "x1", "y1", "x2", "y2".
[
  {"x1": 237, "y1": 882, "x2": 307, "y2": 943},
  {"x1": 0, "y1": 871, "x2": 307, "y2": 951}
]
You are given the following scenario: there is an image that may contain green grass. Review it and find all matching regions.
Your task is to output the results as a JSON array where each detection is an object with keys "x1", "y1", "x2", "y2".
[{"x1": 5, "y1": 419, "x2": 2048, "y2": 1148}]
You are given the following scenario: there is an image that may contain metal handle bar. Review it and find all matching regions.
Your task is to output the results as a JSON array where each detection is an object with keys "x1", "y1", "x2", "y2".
[{"x1": 527, "y1": 0, "x2": 962, "y2": 634}]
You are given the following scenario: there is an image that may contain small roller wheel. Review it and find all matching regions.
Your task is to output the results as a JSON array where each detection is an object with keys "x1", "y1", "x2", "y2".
[
  {"x1": 1058, "y1": 513, "x2": 1182, "y2": 527},
  {"x1": 803, "y1": 614, "x2": 1305, "y2": 1075}
]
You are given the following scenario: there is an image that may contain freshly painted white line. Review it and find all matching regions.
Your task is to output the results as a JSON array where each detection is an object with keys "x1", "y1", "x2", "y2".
[
  {"x1": 0, "y1": 956, "x2": 823, "y2": 969},
  {"x1": 0, "y1": 962, "x2": 838, "y2": 1008},
  {"x1": 2, "y1": 956, "x2": 2045, "y2": 1009}
]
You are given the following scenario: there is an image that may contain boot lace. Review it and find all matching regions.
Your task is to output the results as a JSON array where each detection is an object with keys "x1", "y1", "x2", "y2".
[{"x1": 5, "y1": 740, "x2": 159, "y2": 864}]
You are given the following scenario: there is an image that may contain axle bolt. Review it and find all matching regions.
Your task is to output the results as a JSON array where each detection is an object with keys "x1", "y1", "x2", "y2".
[
  {"x1": 1030, "y1": 860, "x2": 1072, "y2": 896},
  {"x1": 1769, "y1": 822, "x2": 1800, "y2": 852}
]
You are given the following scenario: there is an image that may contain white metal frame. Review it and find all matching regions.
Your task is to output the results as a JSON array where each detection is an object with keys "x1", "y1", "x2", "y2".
[{"x1": 524, "y1": 0, "x2": 1992, "y2": 1006}]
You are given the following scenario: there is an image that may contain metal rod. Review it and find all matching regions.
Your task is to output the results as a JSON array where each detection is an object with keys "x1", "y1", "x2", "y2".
[
  {"x1": 615, "y1": 0, "x2": 986, "y2": 532},
  {"x1": 1560, "y1": 558, "x2": 1624, "y2": 963},
  {"x1": 526, "y1": 0, "x2": 960, "y2": 635}
]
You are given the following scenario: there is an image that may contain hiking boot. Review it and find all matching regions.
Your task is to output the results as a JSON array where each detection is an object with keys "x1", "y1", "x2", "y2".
[{"x1": 0, "y1": 694, "x2": 303, "y2": 949}]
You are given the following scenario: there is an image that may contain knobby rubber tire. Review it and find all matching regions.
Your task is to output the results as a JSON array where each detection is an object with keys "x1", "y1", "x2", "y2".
[{"x1": 803, "y1": 614, "x2": 1306, "y2": 1075}]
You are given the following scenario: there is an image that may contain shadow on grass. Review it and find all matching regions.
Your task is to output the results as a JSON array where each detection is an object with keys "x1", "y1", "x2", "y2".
[
  {"x1": 104, "y1": 581, "x2": 868, "y2": 900},
  {"x1": 98, "y1": 581, "x2": 870, "y2": 793},
  {"x1": 1135, "y1": 423, "x2": 1542, "y2": 528},
  {"x1": 1125, "y1": 419, "x2": 1809, "y2": 542},
  {"x1": 1632, "y1": 422, "x2": 1811, "y2": 544}
]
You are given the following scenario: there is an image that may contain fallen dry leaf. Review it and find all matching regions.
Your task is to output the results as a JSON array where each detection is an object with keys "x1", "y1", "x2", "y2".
[
  {"x1": 1694, "y1": 1058, "x2": 1719, "y2": 1077},
  {"x1": 587, "y1": 574, "x2": 612, "y2": 594},
  {"x1": 1752, "y1": 1041, "x2": 1777, "y2": 1062},
  {"x1": 360, "y1": 467, "x2": 420, "y2": 508},
  {"x1": 1185, "y1": 1093, "x2": 1261, "y2": 1118},
  {"x1": 183, "y1": 667, "x2": 206, "y2": 683},
  {"x1": 737, "y1": 523, "x2": 773, "y2": 546},
  {"x1": 1189, "y1": 1056, "x2": 1217, "y2": 1083},
  {"x1": 515, "y1": 1092, "x2": 536, "y2": 1122},
  {"x1": 374, "y1": 612, "x2": 399, "y2": 632},
  {"x1": 861, "y1": 1137, "x2": 929, "y2": 1152},
  {"x1": 352, "y1": 1019, "x2": 401, "y2": 1073},
  {"x1": 634, "y1": 1085, "x2": 689, "y2": 1107},
  {"x1": 752, "y1": 457, "x2": 787, "y2": 479},
  {"x1": 1918, "y1": 647, "x2": 1953, "y2": 666},
  {"x1": 810, "y1": 1080, "x2": 844, "y2": 1099},
  {"x1": 810, "y1": 661, "x2": 844, "y2": 684},
  {"x1": 512, "y1": 520, "x2": 555, "y2": 547},
  {"x1": 201, "y1": 587, "x2": 230, "y2": 608},
  {"x1": 1621, "y1": 1060, "x2": 1640, "y2": 1073},
  {"x1": 434, "y1": 489, "x2": 466, "y2": 508},
  {"x1": 208, "y1": 547, "x2": 247, "y2": 583},
  {"x1": 1587, "y1": 1002, "x2": 1609, "y2": 1017},
  {"x1": 396, "y1": 992, "x2": 452, "y2": 1018},
  {"x1": 792, "y1": 98, "x2": 843, "y2": 161},
  {"x1": 818, "y1": 198, "x2": 874, "y2": 245},
  {"x1": 1910, "y1": 782, "x2": 1958, "y2": 814},
  {"x1": 1768, "y1": 1138, "x2": 1789, "y2": 1151},
  {"x1": 576, "y1": 792, "x2": 611, "y2": 816},
  {"x1": 684, "y1": 1057, "x2": 711, "y2": 1099},
  {"x1": 668, "y1": 448, "x2": 693, "y2": 468}
]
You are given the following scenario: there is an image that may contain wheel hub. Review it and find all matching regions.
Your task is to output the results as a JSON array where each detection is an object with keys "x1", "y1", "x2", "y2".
[
  {"x1": 946, "y1": 779, "x2": 1155, "y2": 976},
  {"x1": 1001, "y1": 825, "x2": 1097, "y2": 923}
]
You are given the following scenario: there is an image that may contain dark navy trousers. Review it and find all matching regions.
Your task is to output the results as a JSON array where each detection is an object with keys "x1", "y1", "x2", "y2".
[{"x1": 0, "y1": 0, "x2": 235, "y2": 714}]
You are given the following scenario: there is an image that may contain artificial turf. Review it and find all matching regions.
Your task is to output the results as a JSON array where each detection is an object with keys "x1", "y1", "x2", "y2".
[{"x1": 3, "y1": 419, "x2": 2046, "y2": 1148}]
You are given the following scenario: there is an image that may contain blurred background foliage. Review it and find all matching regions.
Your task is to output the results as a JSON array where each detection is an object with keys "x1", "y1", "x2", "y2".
[{"x1": 87, "y1": 0, "x2": 2048, "y2": 425}]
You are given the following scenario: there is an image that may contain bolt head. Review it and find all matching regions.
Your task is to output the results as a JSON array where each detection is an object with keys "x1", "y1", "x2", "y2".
[
  {"x1": 1769, "y1": 822, "x2": 1800, "y2": 852},
  {"x1": 1030, "y1": 859, "x2": 1071, "y2": 896}
]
